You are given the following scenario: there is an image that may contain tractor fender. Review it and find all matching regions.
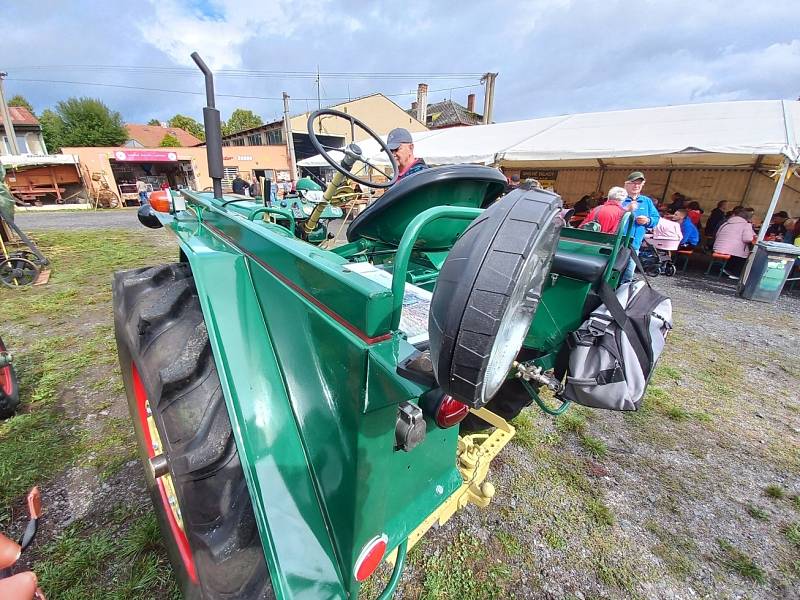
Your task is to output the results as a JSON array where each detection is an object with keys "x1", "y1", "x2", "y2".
[{"x1": 175, "y1": 230, "x2": 348, "y2": 599}]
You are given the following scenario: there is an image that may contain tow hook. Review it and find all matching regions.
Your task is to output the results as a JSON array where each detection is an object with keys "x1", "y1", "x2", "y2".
[{"x1": 513, "y1": 361, "x2": 563, "y2": 393}]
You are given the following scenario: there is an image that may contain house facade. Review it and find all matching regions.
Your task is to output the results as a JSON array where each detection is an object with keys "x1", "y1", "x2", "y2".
[{"x1": 0, "y1": 106, "x2": 47, "y2": 154}]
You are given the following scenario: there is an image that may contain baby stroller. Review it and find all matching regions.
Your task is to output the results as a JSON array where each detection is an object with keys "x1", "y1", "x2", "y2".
[{"x1": 639, "y1": 238, "x2": 677, "y2": 277}]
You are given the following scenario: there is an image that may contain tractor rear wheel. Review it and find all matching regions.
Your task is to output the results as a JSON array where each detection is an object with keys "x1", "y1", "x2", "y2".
[
  {"x1": 113, "y1": 263, "x2": 273, "y2": 599},
  {"x1": 0, "y1": 335, "x2": 20, "y2": 420}
]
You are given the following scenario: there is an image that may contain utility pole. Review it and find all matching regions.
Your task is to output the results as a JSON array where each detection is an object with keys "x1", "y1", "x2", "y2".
[
  {"x1": 316, "y1": 65, "x2": 321, "y2": 111},
  {"x1": 480, "y1": 72, "x2": 498, "y2": 125},
  {"x1": 282, "y1": 92, "x2": 297, "y2": 183},
  {"x1": 0, "y1": 72, "x2": 21, "y2": 155}
]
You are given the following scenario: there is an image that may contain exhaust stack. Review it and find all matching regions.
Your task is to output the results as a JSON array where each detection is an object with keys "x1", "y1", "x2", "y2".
[{"x1": 191, "y1": 52, "x2": 224, "y2": 200}]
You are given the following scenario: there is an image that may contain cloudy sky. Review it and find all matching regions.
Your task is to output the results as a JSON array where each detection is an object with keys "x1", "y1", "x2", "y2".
[{"x1": 2, "y1": 0, "x2": 799, "y2": 127}]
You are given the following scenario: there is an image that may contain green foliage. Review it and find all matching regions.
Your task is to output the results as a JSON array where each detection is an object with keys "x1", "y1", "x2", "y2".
[
  {"x1": 746, "y1": 504, "x2": 769, "y2": 521},
  {"x1": 147, "y1": 118, "x2": 161, "y2": 126},
  {"x1": 785, "y1": 522, "x2": 800, "y2": 548},
  {"x1": 39, "y1": 108, "x2": 64, "y2": 153},
  {"x1": 8, "y1": 94, "x2": 34, "y2": 113},
  {"x1": 420, "y1": 532, "x2": 507, "y2": 599},
  {"x1": 167, "y1": 114, "x2": 205, "y2": 141},
  {"x1": 47, "y1": 97, "x2": 128, "y2": 148},
  {"x1": 36, "y1": 511, "x2": 180, "y2": 599},
  {"x1": 717, "y1": 539, "x2": 766, "y2": 583},
  {"x1": 580, "y1": 434, "x2": 608, "y2": 458},
  {"x1": 222, "y1": 108, "x2": 263, "y2": 135},
  {"x1": 159, "y1": 133, "x2": 181, "y2": 147},
  {"x1": 765, "y1": 484, "x2": 785, "y2": 499}
]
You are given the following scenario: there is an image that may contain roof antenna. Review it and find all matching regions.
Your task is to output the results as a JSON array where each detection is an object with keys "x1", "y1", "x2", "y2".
[{"x1": 191, "y1": 52, "x2": 223, "y2": 199}]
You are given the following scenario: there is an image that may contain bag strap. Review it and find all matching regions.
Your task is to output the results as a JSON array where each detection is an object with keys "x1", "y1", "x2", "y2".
[
  {"x1": 598, "y1": 281, "x2": 650, "y2": 373},
  {"x1": 625, "y1": 246, "x2": 655, "y2": 289}
]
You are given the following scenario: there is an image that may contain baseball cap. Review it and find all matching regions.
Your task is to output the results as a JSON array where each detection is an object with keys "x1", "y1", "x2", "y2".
[
  {"x1": 626, "y1": 171, "x2": 645, "y2": 182},
  {"x1": 775, "y1": 211, "x2": 789, "y2": 218},
  {"x1": 386, "y1": 128, "x2": 413, "y2": 150}
]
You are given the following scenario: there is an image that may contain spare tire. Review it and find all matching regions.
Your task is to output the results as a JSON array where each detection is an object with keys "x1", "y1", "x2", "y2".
[{"x1": 429, "y1": 186, "x2": 562, "y2": 409}]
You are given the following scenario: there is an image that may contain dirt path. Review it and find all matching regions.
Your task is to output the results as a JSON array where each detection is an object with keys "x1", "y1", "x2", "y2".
[{"x1": 14, "y1": 208, "x2": 141, "y2": 230}]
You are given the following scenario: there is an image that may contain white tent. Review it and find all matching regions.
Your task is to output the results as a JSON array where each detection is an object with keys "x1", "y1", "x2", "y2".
[
  {"x1": 298, "y1": 100, "x2": 800, "y2": 168},
  {"x1": 297, "y1": 100, "x2": 800, "y2": 231}
]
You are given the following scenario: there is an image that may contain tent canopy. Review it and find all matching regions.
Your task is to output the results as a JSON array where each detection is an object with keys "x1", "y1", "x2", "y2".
[{"x1": 297, "y1": 100, "x2": 800, "y2": 169}]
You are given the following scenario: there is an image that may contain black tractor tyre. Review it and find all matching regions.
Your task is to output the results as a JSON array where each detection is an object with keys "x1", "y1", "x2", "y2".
[
  {"x1": 0, "y1": 335, "x2": 20, "y2": 420},
  {"x1": 113, "y1": 263, "x2": 273, "y2": 600}
]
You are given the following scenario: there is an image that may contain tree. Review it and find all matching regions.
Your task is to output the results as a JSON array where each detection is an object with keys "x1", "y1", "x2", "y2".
[
  {"x1": 8, "y1": 95, "x2": 34, "y2": 113},
  {"x1": 168, "y1": 114, "x2": 205, "y2": 141},
  {"x1": 39, "y1": 109, "x2": 64, "y2": 153},
  {"x1": 50, "y1": 97, "x2": 128, "y2": 147},
  {"x1": 159, "y1": 133, "x2": 181, "y2": 147},
  {"x1": 147, "y1": 118, "x2": 162, "y2": 126},
  {"x1": 222, "y1": 109, "x2": 263, "y2": 135}
]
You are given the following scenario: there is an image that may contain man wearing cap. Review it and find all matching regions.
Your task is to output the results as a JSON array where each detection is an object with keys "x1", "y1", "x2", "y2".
[
  {"x1": 621, "y1": 171, "x2": 660, "y2": 282},
  {"x1": 386, "y1": 128, "x2": 428, "y2": 181}
]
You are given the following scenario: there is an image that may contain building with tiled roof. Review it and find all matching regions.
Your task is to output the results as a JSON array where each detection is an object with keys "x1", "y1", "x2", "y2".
[
  {"x1": 124, "y1": 124, "x2": 203, "y2": 148},
  {"x1": 407, "y1": 95, "x2": 484, "y2": 129},
  {"x1": 1, "y1": 106, "x2": 47, "y2": 154}
]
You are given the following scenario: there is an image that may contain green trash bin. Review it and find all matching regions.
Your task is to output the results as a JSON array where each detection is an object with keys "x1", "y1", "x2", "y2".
[{"x1": 738, "y1": 241, "x2": 800, "y2": 302}]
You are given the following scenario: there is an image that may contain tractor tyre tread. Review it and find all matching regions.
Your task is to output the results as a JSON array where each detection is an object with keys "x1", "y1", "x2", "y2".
[{"x1": 113, "y1": 263, "x2": 273, "y2": 600}]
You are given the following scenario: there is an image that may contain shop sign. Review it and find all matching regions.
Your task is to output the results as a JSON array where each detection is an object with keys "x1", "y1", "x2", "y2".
[
  {"x1": 520, "y1": 169, "x2": 557, "y2": 190},
  {"x1": 113, "y1": 150, "x2": 178, "y2": 162}
]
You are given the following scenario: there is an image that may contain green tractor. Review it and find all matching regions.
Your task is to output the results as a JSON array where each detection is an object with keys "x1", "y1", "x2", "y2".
[{"x1": 113, "y1": 54, "x2": 639, "y2": 599}]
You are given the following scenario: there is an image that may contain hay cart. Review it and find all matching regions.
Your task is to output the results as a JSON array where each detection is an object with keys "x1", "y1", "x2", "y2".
[{"x1": 113, "y1": 53, "x2": 636, "y2": 599}]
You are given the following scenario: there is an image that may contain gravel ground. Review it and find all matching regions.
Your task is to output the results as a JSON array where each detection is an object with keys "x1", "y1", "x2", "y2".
[
  {"x1": 387, "y1": 272, "x2": 800, "y2": 599},
  {"x1": 13, "y1": 208, "x2": 141, "y2": 230}
]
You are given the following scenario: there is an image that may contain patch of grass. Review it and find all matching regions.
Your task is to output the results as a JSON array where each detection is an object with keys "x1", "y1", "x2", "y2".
[
  {"x1": 419, "y1": 532, "x2": 507, "y2": 600},
  {"x1": 765, "y1": 484, "x2": 785, "y2": 499},
  {"x1": 793, "y1": 495, "x2": 800, "y2": 512},
  {"x1": 717, "y1": 539, "x2": 766, "y2": 584},
  {"x1": 746, "y1": 504, "x2": 769, "y2": 521},
  {"x1": 785, "y1": 522, "x2": 800, "y2": 548},
  {"x1": 585, "y1": 497, "x2": 614, "y2": 527},
  {"x1": 666, "y1": 405, "x2": 691, "y2": 421},
  {"x1": 556, "y1": 410, "x2": 586, "y2": 435},
  {"x1": 645, "y1": 520, "x2": 698, "y2": 578},
  {"x1": 510, "y1": 411, "x2": 539, "y2": 449},
  {"x1": 580, "y1": 434, "x2": 608, "y2": 458},
  {"x1": 495, "y1": 530, "x2": 524, "y2": 557},
  {"x1": 656, "y1": 365, "x2": 682, "y2": 381},
  {"x1": 36, "y1": 511, "x2": 180, "y2": 600}
]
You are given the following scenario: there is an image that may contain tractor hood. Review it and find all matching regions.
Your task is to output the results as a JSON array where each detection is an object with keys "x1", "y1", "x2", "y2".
[{"x1": 346, "y1": 165, "x2": 506, "y2": 250}]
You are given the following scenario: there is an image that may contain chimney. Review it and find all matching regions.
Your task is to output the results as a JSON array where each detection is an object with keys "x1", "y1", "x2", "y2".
[
  {"x1": 411, "y1": 101, "x2": 417, "y2": 112},
  {"x1": 467, "y1": 93, "x2": 476, "y2": 112},
  {"x1": 416, "y1": 83, "x2": 428, "y2": 124}
]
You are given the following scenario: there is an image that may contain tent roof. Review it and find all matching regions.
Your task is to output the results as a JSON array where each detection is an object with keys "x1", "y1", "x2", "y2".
[{"x1": 298, "y1": 100, "x2": 800, "y2": 169}]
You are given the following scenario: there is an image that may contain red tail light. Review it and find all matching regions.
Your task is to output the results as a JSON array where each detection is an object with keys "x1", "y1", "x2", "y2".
[
  {"x1": 354, "y1": 534, "x2": 387, "y2": 582},
  {"x1": 435, "y1": 394, "x2": 469, "y2": 428}
]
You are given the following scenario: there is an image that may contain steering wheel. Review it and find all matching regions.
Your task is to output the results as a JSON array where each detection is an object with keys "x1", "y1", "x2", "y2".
[{"x1": 307, "y1": 109, "x2": 399, "y2": 189}]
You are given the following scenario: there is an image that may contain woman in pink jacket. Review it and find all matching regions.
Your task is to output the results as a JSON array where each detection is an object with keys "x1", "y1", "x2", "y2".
[{"x1": 713, "y1": 207, "x2": 756, "y2": 278}]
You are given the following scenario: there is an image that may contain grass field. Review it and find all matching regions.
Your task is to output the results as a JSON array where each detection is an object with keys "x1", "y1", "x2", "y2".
[{"x1": 1, "y1": 229, "x2": 798, "y2": 599}]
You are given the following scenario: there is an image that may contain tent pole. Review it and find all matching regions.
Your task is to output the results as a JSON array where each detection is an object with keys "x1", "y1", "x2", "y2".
[
  {"x1": 756, "y1": 157, "x2": 789, "y2": 243},
  {"x1": 595, "y1": 159, "x2": 605, "y2": 193},
  {"x1": 741, "y1": 156, "x2": 762, "y2": 204}
]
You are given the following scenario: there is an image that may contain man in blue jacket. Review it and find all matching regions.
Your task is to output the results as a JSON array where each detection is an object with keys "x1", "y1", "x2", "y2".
[{"x1": 621, "y1": 171, "x2": 660, "y2": 282}]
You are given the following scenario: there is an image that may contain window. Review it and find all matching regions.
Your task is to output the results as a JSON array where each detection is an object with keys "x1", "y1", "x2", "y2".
[
  {"x1": 222, "y1": 166, "x2": 239, "y2": 191},
  {"x1": 247, "y1": 133, "x2": 263, "y2": 145},
  {"x1": 267, "y1": 129, "x2": 283, "y2": 145},
  {"x1": 230, "y1": 138, "x2": 246, "y2": 146}
]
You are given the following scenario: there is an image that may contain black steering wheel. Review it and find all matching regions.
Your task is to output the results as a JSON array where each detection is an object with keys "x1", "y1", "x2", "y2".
[{"x1": 307, "y1": 109, "x2": 399, "y2": 189}]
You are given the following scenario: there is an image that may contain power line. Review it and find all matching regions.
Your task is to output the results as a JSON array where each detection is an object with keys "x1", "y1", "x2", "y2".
[
  {"x1": 7, "y1": 64, "x2": 484, "y2": 80},
  {"x1": 6, "y1": 77, "x2": 480, "y2": 103}
]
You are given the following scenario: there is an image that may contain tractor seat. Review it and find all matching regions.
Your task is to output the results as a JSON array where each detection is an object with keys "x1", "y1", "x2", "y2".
[
  {"x1": 550, "y1": 251, "x2": 610, "y2": 284},
  {"x1": 347, "y1": 165, "x2": 507, "y2": 249}
]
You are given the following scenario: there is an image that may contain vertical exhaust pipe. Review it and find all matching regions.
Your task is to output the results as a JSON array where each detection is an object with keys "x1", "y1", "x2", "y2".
[{"x1": 191, "y1": 52, "x2": 224, "y2": 200}]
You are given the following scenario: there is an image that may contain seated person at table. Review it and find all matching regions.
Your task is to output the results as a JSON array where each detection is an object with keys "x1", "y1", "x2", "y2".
[
  {"x1": 765, "y1": 211, "x2": 790, "y2": 240},
  {"x1": 579, "y1": 186, "x2": 633, "y2": 233},
  {"x1": 667, "y1": 192, "x2": 686, "y2": 212},
  {"x1": 713, "y1": 206, "x2": 756, "y2": 279},
  {"x1": 573, "y1": 194, "x2": 592, "y2": 213},
  {"x1": 672, "y1": 209, "x2": 700, "y2": 249},
  {"x1": 782, "y1": 219, "x2": 798, "y2": 245},
  {"x1": 705, "y1": 200, "x2": 729, "y2": 238},
  {"x1": 686, "y1": 201, "x2": 703, "y2": 227}
]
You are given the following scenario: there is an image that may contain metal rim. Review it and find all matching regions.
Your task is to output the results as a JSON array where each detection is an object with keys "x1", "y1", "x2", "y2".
[
  {"x1": 131, "y1": 362, "x2": 198, "y2": 583},
  {"x1": 0, "y1": 257, "x2": 40, "y2": 288}
]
